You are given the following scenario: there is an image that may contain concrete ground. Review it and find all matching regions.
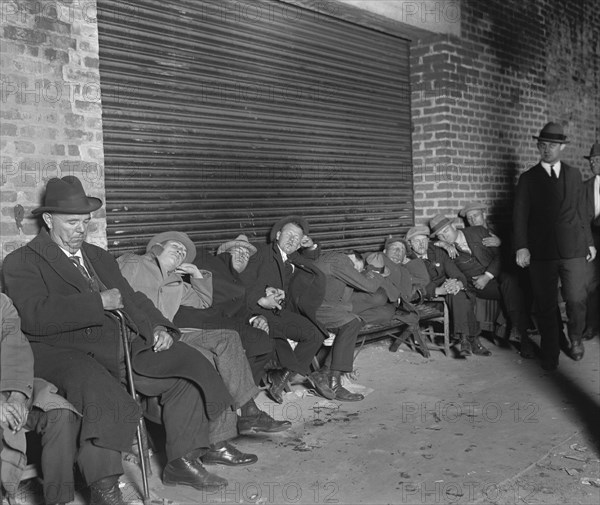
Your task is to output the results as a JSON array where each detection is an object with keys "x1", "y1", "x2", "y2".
[
  {"x1": 9, "y1": 333, "x2": 600, "y2": 505},
  {"x1": 121, "y1": 332, "x2": 600, "y2": 505}
]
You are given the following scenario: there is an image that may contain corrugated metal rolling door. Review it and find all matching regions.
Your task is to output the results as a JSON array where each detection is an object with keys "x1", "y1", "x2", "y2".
[{"x1": 97, "y1": 0, "x2": 413, "y2": 255}]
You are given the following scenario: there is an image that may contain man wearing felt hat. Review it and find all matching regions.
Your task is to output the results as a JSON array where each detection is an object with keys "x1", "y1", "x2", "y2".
[
  {"x1": 430, "y1": 214, "x2": 531, "y2": 357},
  {"x1": 513, "y1": 122, "x2": 596, "y2": 371},
  {"x1": 239, "y1": 216, "x2": 333, "y2": 403},
  {"x1": 583, "y1": 143, "x2": 600, "y2": 341},
  {"x1": 118, "y1": 231, "x2": 290, "y2": 438},
  {"x1": 404, "y1": 225, "x2": 484, "y2": 358},
  {"x1": 2, "y1": 176, "x2": 251, "y2": 501}
]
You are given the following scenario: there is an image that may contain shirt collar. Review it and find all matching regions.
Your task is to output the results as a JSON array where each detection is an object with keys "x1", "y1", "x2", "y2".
[
  {"x1": 59, "y1": 246, "x2": 83, "y2": 260},
  {"x1": 541, "y1": 160, "x2": 561, "y2": 177},
  {"x1": 276, "y1": 245, "x2": 288, "y2": 262}
]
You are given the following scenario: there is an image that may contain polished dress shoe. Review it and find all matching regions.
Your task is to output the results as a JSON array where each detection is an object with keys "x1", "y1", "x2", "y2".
[
  {"x1": 267, "y1": 369, "x2": 292, "y2": 404},
  {"x1": 457, "y1": 334, "x2": 472, "y2": 358},
  {"x1": 202, "y1": 441, "x2": 257, "y2": 466},
  {"x1": 163, "y1": 454, "x2": 227, "y2": 490},
  {"x1": 468, "y1": 336, "x2": 491, "y2": 356},
  {"x1": 329, "y1": 370, "x2": 363, "y2": 402},
  {"x1": 582, "y1": 329, "x2": 599, "y2": 341},
  {"x1": 569, "y1": 338, "x2": 585, "y2": 361},
  {"x1": 238, "y1": 411, "x2": 291, "y2": 434},
  {"x1": 89, "y1": 475, "x2": 127, "y2": 505},
  {"x1": 308, "y1": 370, "x2": 336, "y2": 400}
]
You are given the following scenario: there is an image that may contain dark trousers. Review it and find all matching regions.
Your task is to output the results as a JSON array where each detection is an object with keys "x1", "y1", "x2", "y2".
[
  {"x1": 133, "y1": 374, "x2": 229, "y2": 462},
  {"x1": 469, "y1": 272, "x2": 530, "y2": 335},
  {"x1": 444, "y1": 291, "x2": 480, "y2": 336},
  {"x1": 24, "y1": 408, "x2": 79, "y2": 505},
  {"x1": 326, "y1": 318, "x2": 363, "y2": 372},
  {"x1": 268, "y1": 310, "x2": 324, "y2": 375},
  {"x1": 350, "y1": 288, "x2": 396, "y2": 326},
  {"x1": 529, "y1": 257, "x2": 588, "y2": 365}
]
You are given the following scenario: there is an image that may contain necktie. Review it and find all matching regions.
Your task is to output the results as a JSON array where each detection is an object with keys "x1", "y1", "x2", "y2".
[
  {"x1": 550, "y1": 165, "x2": 557, "y2": 179},
  {"x1": 70, "y1": 255, "x2": 99, "y2": 292}
]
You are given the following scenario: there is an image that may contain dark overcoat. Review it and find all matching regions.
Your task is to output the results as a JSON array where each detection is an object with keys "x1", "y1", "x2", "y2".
[
  {"x1": 411, "y1": 244, "x2": 470, "y2": 299},
  {"x1": 513, "y1": 162, "x2": 592, "y2": 260},
  {"x1": 462, "y1": 226, "x2": 502, "y2": 277},
  {"x1": 2, "y1": 230, "x2": 232, "y2": 453},
  {"x1": 240, "y1": 243, "x2": 327, "y2": 336}
]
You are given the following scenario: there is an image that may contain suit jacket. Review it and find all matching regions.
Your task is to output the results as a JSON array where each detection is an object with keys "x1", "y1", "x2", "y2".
[
  {"x1": 514, "y1": 162, "x2": 592, "y2": 259},
  {"x1": 585, "y1": 175, "x2": 600, "y2": 229},
  {"x1": 411, "y1": 245, "x2": 470, "y2": 298},
  {"x1": 239, "y1": 242, "x2": 327, "y2": 336},
  {"x1": 3, "y1": 230, "x2": 232, "y2": 424},
  {"x1": 461, "y1": 226, "x2": 502, "y2": 277},
  {"x1": 315, "y1": 251, "x2": 384, "y2": 328}
]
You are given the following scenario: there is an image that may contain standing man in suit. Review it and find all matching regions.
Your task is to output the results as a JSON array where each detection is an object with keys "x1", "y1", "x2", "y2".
[
  {"x1": 239, "y1": 216, "x2": 331, "y2": 403},
  {"x1": 514, "y1": 122, "x2": 596, "y2": 370},
  {"x1": 3, "y1": 176, "x2": 255, "y2": 503},
  {"x1": 429, "y1": 215, "x2": 532, "y2": 357},
  {"x1": 584, "y1": 143, "x2": 600, "y2": 341}
]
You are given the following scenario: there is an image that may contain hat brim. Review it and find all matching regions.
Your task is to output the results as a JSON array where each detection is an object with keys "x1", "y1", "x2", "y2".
[
  {"x1": 459, "y1": 206, "x2": 486, "y2": 217},
  {"x1": 31, "y1": 198, "x2": 103, "y2": 215},
  {"x1": 217, "y1": 240, "x2": 257, "y2": 256},
  {"x1": 431, "y1": 222, "x2": 452, "y2": 236},
  {"x1": 147, "y1": 232, "x2": 196, "y2": 263},
  {"x1": 532, "y1": 135, "x2": 569, "y2": 144}
]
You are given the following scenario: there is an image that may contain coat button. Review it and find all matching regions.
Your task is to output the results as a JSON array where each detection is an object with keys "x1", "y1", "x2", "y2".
[
  {"x1": 87, "y1": 351, "x2": 95, "y2": 358},
  {"x1": 85, "y1": 328, "x2": 92, "y2": 335}
]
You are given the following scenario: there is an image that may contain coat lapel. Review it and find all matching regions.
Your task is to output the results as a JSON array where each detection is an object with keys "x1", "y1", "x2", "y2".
[{"x1": 28, "y1": 230, "x2": 90, "y2": 293}]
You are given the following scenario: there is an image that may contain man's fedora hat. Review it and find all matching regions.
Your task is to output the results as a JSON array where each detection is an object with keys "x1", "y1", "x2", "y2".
[
  {"x1": 146, "y1": 231, "x2": 196, "y2": 263},
  {"x1": 32, "y1": 176, "x2": 102, "y2": 215},
  {"x1": 217, "y1": 234, "x2": 257, "y2": 256},
  {"x1": 429, "y1": 214, "x2": 453, "y2": 236},
  {"x1": 532, "y1": 122, "x2": 569, "y2": 144},
  {"x1": 269, "y1": 215, "x2": 309, "y2": 242},
  {"x1": 584, "y1": 143, "x2": 600, "y2": 160},
  {"x1": 405, "y1": 225, "x2": 430, "y2": 241},
  {"x1": 459, "y1": 201, "x2": 486, "y2": 217}
]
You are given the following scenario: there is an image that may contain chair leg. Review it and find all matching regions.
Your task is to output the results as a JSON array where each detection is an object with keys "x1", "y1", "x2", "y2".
[{"x1": 443, "y1": 304, "x2": 451, "y2": 357}]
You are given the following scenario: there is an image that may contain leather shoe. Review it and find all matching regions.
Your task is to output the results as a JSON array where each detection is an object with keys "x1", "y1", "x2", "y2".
[
  {"x1": 569, "y1": 339, "x2": 585, "y2": 361},
  {"x1": 329, "y1": 371, "x2": 363, "y2": 402},
  {"x1": 89, "y1": 476, "x2": 127, "y2": 505},
  {"x1": 468, "y1": 336, "x2": 491, "y2": 356},
  {"x1": 163, "y1": 454, "x2": 227, "y2": 490},
  {"x1": 202, "y1": 441, "x2": 257, "y2": 466},
  {"x1": 457, "y1": 334, "x2": 472, "y2": 358},
  {"x1": 267, "y1": 369, "x2": 292, "y2": 404},
  {"x1": 238, "y1": 411, "x2": 291, "y2": 434},
  {"x1": 307, "y1": 370, "x2": 336, "y2": 400},
  {"x1": 582, "y1": 329, "x2": 599, "y2": 341}
]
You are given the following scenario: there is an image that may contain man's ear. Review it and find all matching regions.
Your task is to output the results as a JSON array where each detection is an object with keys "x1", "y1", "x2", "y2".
[
  {"x1": 276, "y1": 231, "x2": 281, "y2": 241},
  {"x1": 42, "y1": 212, "x2": 52, "y2": 229},
  {"x1": 559, "y1": 144, "x2": 566, "y2": 152}
]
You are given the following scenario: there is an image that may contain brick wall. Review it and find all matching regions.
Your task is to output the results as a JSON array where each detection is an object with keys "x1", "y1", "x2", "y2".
[
  {"x1": 411, "y1": 0, "x2": 600, "y2": 229},
  {"x1": 0, "y1": 0, "x2": 106, "y2": 271}
]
